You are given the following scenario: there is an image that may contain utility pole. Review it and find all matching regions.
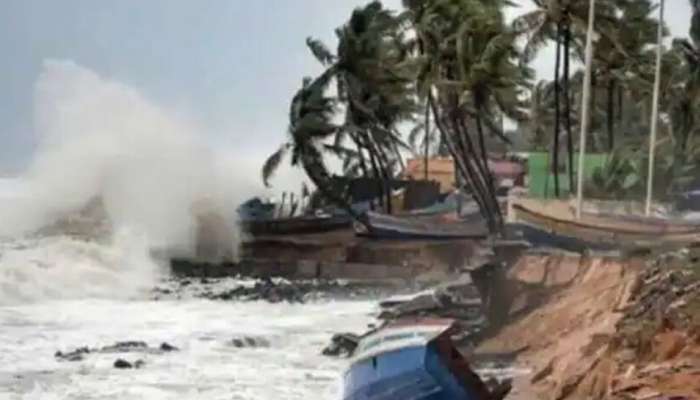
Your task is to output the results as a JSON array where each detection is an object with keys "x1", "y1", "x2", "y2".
[
  {"x1": 645, "y1": 0, "x2": 665, "y2": 217},
  {"x1": 575, "y1": 0, "x2": 597, "y2": 219}
]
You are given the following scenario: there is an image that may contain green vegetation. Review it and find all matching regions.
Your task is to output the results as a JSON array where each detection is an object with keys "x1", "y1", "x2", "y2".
[{"x1": 264, "y1": 0, "x2": 700, "y2": 231}]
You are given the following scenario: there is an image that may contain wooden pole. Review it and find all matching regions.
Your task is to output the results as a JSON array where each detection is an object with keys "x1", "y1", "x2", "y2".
[
  {"x1": 576, "y1": 0, "x2": 597, "y2": 219},
  {"x1": 645, "y1": 0, "x2": 665, "y2": 217}
]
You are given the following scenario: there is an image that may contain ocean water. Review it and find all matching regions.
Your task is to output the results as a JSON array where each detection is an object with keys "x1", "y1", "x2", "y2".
[
  {"x1": 0, "y1": 293, "x2": 376, "y2": 400},
  {"x1": 0, "y1": 231, "x2": 377, "y2": 400}
]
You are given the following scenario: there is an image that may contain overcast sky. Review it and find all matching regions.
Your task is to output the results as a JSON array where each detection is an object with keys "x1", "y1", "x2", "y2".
[{"x1": 0, "y1": 1, "x2": 693, "y2": 185}]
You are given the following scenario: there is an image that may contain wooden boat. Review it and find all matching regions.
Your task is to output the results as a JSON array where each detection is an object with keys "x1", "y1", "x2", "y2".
[
  {"x1": 355, "y1": 211, "x2": 487, "y2": 240},
  {"x1": 505, "y1": 223, "x2": 616, "y2": 253},
  {"x1": 579, "y1": 209, "x2": 700, "y2": 232},
  {"x1": 343, "y1": 318, "x2": 502, "y2": 400},
  {"x1": 510, "y1": 199, "x2": 700, "y2": 248},
  {"x1": 240, "y1": 214, "x2": 352, "y2": 236}
]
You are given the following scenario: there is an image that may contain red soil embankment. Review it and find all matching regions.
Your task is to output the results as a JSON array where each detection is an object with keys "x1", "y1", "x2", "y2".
[
  {"x1": 478, "y1": 252, "x2": 700, "y2": 399},
  {"x1": 477, "y1": 255, "x2": 643, "y2": 399}
]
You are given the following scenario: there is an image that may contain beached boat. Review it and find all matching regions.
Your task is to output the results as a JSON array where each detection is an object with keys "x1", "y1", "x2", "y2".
[
  {"x1": 510, "y1": 199, "x2": 700, "y2": 248},
  {"x1": 505, "y1": 223, "x2": 616, "y2": 253},
  {"x1": 240, "y1": 214, "x2": 352, "y2": 236},
  {"x1": 355, "y1": 211, "x2": 487, "y2": 240},
  {"x1": 343, "y1": 318, "x2": 496, "y2": 400}
]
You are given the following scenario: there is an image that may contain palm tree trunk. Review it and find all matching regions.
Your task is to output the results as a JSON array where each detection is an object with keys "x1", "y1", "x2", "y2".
[
  {"x1": 351, "y1": 134, "x2": 369, "y2": 179},
  {"x1": 424, "y1": 97, "x2": 431, "y2": 180},
  {"x1": 552, "y1": 22, "x2": 562, "y2": 197},
  {"x1": 564, "y1": 22, "x2": 575, "y2": 192},
  {"x1": 472, "y1": 97, "x2": 502, "y2": 225},
  {"x1": 452, "y1": 108, "x2": 501, "y2": 230},
  {"x1": 364, "y1": 134, "x2": 385, "y2": 211},
  {"x1": 429, "y1": 90, "x2": 502, "y2": 233},
  {"x1": 617, "y1": 86, "x2": 624, "y2": 125},
  {"x1": 351, "y1": 135, "x2": 373, "y2": 211},
  {"x1": 375, "y1": 144, "x2": 394, "y2": 215},
  {"x1": 474, "y1": 110, "x2": 503, "y2": 226},
  {"x1": 453, "y1": 124, "x2": 496, "y2": 230},
  {"x1": 364, "y1": 131, "x2": 394, "y2": 215},
  {"x1": 429, "y1": 95, "x2": 491, "y2": 226},
  {"x1": 386, "y1": 135, "x2": 405, "y2": 174},
  {"x1": 591, "y1": 72, "x2": 597, "y2": 150},
  {"x1": 607, "y1": 78, "x2": 615, "y2": 151}
]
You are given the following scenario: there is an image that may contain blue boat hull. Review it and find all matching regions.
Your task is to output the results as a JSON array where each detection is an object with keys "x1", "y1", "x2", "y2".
[{"x1": 344, "y1": 344, "x2": 481, "y2": 400}]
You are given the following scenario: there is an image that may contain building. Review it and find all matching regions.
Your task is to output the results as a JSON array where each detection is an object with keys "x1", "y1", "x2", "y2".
[
  {"x1": 404, "y1": 157, "x2": 525, "y2": 193},
  {"x1": 526, "y1": 153, "x2": 608, "y2": 198},
  {"x1": 404, "y1": 157, "x2": 456, "y2": 193}
]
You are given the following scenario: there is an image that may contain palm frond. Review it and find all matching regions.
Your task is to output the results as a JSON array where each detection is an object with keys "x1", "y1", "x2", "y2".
[
  {"x1": 262, "y1": 144, "x2": 290, "y2": 187},
  {"x1": 306, "y1": 37, "x2": 335, "y2": 66}
]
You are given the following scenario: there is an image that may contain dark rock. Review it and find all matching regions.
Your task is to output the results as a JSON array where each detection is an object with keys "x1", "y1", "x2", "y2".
[
  {"x1": 102, "y1": 341, "x2": 148, "y2": 353},
  {"x1": 55, "y1": 346, "x2": 90, "y2": 362},
  {"x1": 159, "y1": 342, "x2": 179, "y2": 352},
  {"x1": 322, "y1": 333, "x2": 360, "y2": 357},
  {"x1": 134, "y1": 359, "x2": 146, "y2": 369},
  {"x1": 152, "y1": 287, "x2": 172, "y2": 296},
  {"x1": 191, "y1": 278, "x2": 379, "y2": 304},
  {"x1": 64, "y1": 353, "x2": 84, "y2": 362},
  {"x1": 56, "y1": 340, "x2": 181, "y2": 364},
  {"x1": 231, "y1": 336, "x2": 270, "y2": 348},
  {"x1": 113, "y1": 359, "x2": 132, "y2": 369}
]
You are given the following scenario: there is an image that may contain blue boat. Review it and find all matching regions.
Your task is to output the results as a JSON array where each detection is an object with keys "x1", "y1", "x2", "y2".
[{"x1": 343, "y1": 318, "x2": 494, "y2": 400}]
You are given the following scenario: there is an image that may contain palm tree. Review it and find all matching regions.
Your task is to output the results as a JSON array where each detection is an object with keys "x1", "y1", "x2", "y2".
[
  {"x1": 525, "y1": 80, "x2": 557, "y2": 151},
  {"x1": 592, "y1": 0, "x2": 660, "y2": 151},
  {"x1": 333, "y1": 2, "x2": 417, "y2": 212},
  {"x1": 406, "y1": 0, "x2": 530, "y2": 234},
  {"x1": 262, "y1": 74, "x2": 362, "y2": 219},
  {"x1": 263, "y1": 2, "x2": 415, "y2": 215},
  {"x1": 401, "y1": 0, "x2": 439, "y2": 181},
  {"x1": 588, "y1": 0, "x2": 700, "y2": 200},
  {"x1": 515, "y1": 0, "x2": 617, "y2": 195},
  {"x1": 671, "y1": 0, "x2": 700, "y2": 150}
]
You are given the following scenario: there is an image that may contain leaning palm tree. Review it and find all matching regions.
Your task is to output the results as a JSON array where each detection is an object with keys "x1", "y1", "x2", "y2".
[
  {"x1": 262, "y1": 74, "x2": 364, "y2": 220},
  {"x1": 401, "y1": 0, "x2": 438, "y2": 180},
  {"x1": 407, "y1": 0, "x2": 531, "y2": 234},
  {"x1": 263, "y1": 1, "x2": 415, "y2": 215}
]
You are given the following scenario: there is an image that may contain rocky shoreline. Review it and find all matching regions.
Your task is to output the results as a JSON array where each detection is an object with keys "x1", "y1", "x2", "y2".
[{"x1": 152, "y1": 275, "x2": 407, "y2": 303}]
